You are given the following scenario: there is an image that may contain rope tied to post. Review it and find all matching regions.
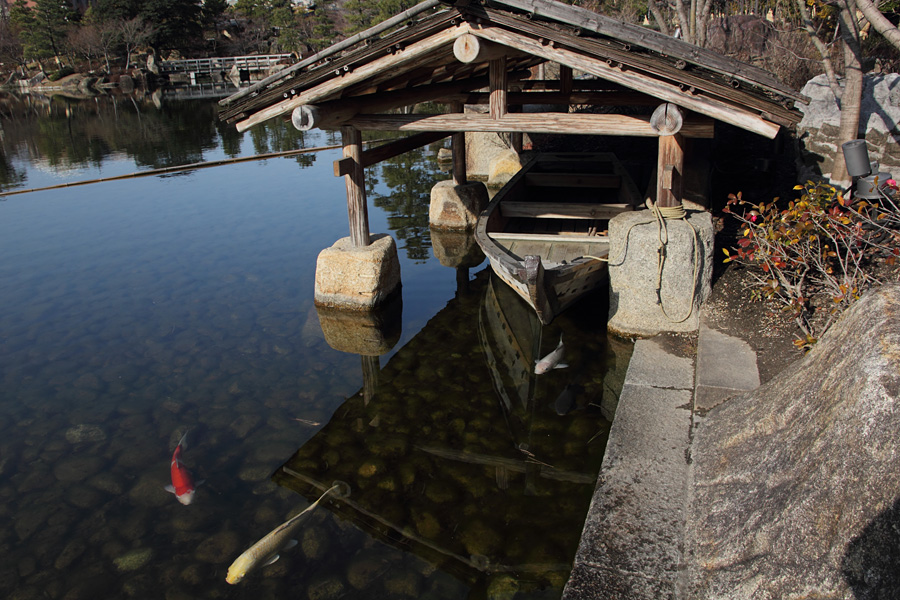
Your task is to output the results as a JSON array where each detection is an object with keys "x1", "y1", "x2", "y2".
[
  {"x1": 646, "y1": 198, "x2": 701, "y2": 324},
  {"x1": 591, "y1": 198, "x2": 701, "y2": 324}
]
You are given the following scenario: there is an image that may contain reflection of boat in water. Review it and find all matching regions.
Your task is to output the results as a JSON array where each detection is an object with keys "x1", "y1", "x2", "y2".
[
  {"x1": 475, "y1": 152, "x2": 641, "y2": 324},
  {"x1": 272, "y1": 270, "x2": 610, "y2": 596}
]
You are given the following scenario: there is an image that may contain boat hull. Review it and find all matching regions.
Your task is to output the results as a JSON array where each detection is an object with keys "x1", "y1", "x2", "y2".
[{"x1": 475, "y1": 152, "x2": 641, "y2": 324}]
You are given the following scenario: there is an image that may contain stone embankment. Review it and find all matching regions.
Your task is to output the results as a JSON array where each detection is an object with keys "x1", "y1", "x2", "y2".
[{"x1": 565, "y1": 283, "x2": 900, "y2": 599}]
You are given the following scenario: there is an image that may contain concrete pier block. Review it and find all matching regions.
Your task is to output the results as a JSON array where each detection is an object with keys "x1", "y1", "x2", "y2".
[
  {"x1": 314, "y1": 233, "x2": 401, "y2": 311},
  {"x1": 607, "y1": 209, "x2": 713, "y2": 337},
  {"x1": 429, "y1": 181, "x2": 489, "y2": 231}
]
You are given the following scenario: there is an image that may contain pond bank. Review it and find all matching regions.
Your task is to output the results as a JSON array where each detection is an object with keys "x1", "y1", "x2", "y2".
[
  {"x1": 562, "y1": 318, "x2": 760, "y2": 599},
  {"x1": 566, "y1": 283, "x2": 900, "y2": 599}
]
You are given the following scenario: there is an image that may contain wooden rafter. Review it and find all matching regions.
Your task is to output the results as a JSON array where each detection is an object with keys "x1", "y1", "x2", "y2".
[{"x1": 467, "y1": 25, "x2": 781, "y2": 138}]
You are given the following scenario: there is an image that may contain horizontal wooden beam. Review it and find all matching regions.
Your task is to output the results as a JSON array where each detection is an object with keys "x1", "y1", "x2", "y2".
[
  {"x1": 524, "y1": 172, "x2": 621, "y2": 188},
  {"x1": 343, "y1": 112, "x2": 716, "y2": 138},
  {"x1": 460, "y1": 90, "x2": 659, "y2": 106},
  {"x1": 292, "y1": 69, "x2": 533, "y2": 131},
  {"x1": 488, "y1": 232, "x2": 611, "y2": 243},
  {"x1": 501, "y1": 201, "x2": 633, "y2": 220},
  {"x1": 468, "y1": 25, "x2": 781, "y2": 139},
  {"x1": 334, "y1": 131, "x2": 450, "y2": 176}
]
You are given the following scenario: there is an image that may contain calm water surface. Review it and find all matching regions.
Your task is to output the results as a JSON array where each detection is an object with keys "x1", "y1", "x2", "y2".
[{"x1": 0, "y1": 91, "x2": 631, "y2": 599}]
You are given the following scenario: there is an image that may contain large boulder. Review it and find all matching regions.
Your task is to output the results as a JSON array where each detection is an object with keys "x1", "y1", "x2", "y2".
[{"x1": 687, "y1": 284, "x2": 900, "y2": 599}]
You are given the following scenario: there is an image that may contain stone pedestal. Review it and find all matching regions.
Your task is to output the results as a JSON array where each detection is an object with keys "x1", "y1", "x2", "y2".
[
  {"x1": 429, "y1": 181, "x2": 489, "y2": 231},
  {"x1": 607, "y1": 210, "x2": 713, "y2": 336},
  {"x1": 314, "y1": 233, "x2": 401, "y2": 311}
]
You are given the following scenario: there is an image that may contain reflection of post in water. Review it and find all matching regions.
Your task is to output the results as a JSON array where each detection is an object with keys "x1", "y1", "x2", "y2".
[
  {"x1": 315, "y1": 294, "x2": 401, "y2": 406},
  {"x1": 429, "y1": 227, "x2": 486, "y2": 296}
]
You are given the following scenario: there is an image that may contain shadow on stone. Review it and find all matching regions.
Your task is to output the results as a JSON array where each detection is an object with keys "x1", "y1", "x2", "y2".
[{"x1": 841, "y1": 494, "x2": 900, "y2": 600}]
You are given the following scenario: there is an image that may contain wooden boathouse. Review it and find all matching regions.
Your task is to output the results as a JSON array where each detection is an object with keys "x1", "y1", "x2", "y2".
[{"x1": 218, "y1": 0, "x2": 805, "y2": 315}]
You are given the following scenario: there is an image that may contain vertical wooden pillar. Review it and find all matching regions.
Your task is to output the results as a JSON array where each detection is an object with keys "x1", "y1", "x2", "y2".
[
  {"x1": 489, "y1": 56, "x2": 508, "y2": 120},
  {"x1": 450, "y1": 101, "x2": 467, "y2": 185},
  {"x1": 651, "y1": 103, "x2": 685, "y2": 209},
  {"x1": 341, "y1": 125, "x2": 370, "y2": 247},
  {"x1": 559, "y1": 64, "x2": 572, "y2": 95},
  {"x1": 657, "y1": 133, "x2": 685, "y2": 208}
]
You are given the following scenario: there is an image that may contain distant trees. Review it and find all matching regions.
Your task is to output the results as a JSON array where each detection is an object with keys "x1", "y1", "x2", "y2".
[{"x1": 9, "y1": 0, "x2": 75, "y2": 67}]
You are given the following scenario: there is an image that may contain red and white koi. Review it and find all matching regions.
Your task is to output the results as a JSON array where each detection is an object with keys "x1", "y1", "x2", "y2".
[{"x1": 164, "y1": 430, "x2": 200, "y2": 505}]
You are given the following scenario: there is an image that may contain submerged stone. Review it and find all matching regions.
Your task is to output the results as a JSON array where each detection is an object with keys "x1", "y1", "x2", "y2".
[
  {"x1": 53, "y1": 455, "x2": 105, "y2": 482},
  {"x1": 113, "y1": 548, "x2": 153, "y2": 572},
  {"x1": 194, "y1": 530, "x2": 240, "y2": 564},
  {"x1": 64, "y1": 424, "x2": 107, "y2": 444}
]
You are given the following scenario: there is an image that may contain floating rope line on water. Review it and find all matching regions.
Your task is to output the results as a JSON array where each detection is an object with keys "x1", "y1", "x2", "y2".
[
  {"x1": 0, "y1": 141, "x2": 385, "y2": 198},
  {"x1": 585, "y1": 198, "x2": 701, "y2": 324}
]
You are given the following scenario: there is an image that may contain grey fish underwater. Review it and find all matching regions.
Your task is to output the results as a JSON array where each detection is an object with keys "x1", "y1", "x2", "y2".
[
  {"x1": 535, "y1": 335, "x2": 568, "y2": 375},
  {"x1": 226, "y1": 484, "x2": 340, "y2": 584}
]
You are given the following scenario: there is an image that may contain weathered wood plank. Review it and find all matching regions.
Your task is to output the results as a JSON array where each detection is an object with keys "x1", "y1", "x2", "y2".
[
  {"x1": 489, "y1": 56, "x2": 508, "y2": 119},
  {"x1": 450, "y1": 100, "x2": 467, "y2": 185},
  {"x1": 342, "y1": 126, "x2": 370, "y2": 247},
  {"x1": 524, "y1": 172, "x2": 621, "y2": 188},
  {"x1": 345, "y1": 112, "x2": 715, "y2": 137},
  {"x1": 468, "y1": 25, "x2": 781, "y2": 138},
  {"x1": 234, "y1": 25, "x2": 466, "y2": 132},
  {"x1": 489, "y1": 232, "x2": 611, "y2": 243},
  {"x1": 501, "y1": 201, "x2": 632, "y2": 220},
  {"x1": 475, "y1": 7, "x2": 803, "y2": 125},
  {"x1": 334, "y1": 131, "x2": 450, "y2": 176},
  {"x1": 481, "y1": 0, "x2": 805, "y2": 101},
  {"x1": 656, "y1": 132, "x2": 684, "y2": 208}
]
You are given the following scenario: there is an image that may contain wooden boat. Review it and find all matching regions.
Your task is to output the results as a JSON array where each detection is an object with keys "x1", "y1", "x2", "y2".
[{"x1": 475, "y1": 152, "x2": 642, "y2": 324}]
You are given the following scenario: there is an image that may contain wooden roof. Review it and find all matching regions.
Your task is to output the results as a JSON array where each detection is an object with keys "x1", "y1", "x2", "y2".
[{"x1": 219, "y1": 0, "x2": 806, "y2": 139}]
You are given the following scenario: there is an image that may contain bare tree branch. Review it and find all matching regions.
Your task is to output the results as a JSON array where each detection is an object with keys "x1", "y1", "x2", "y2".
[
  {"x1": 795, "y1": 0, "x2": 843, "y2": 102},
  {"x1": 855, "y1": 0, "x2": 900, "y2": 51}
]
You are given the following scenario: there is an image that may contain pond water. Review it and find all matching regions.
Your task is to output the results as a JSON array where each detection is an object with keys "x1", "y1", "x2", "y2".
[{"x1": 0, "y1": 91, "x2": 631, "y2": 600}]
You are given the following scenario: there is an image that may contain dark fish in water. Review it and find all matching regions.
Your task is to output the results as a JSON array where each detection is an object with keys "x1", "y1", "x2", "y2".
[
  {"x1": 554, "y1": 384, "x2": 584, "y2": 415},
  {"x1": 535, "y1": 335, "x2": 568, "y2": 375}
]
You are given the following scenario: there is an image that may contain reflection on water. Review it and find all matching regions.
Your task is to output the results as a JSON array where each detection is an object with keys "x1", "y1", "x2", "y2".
[
  {"x1": 0, "y1": 94, "x2": 632, "y2": 599},
  {"x1": 274, "y1": 271, "x2": 630, "y2": 599}
]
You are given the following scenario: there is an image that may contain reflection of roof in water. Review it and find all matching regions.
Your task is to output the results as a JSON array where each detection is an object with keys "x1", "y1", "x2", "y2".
[{"x1": 274, "y1": 267, "x2": 631, "y2": 592}]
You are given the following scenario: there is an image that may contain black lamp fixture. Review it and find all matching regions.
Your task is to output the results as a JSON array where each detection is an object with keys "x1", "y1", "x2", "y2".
[{"x1": 842, "y1": 139, "x2": 893, "y2": 200}]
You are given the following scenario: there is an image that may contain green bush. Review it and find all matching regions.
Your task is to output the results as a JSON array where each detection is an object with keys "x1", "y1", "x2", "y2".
[{"x1": 47, "y1": 66, "x2": 75, "y2": 81}]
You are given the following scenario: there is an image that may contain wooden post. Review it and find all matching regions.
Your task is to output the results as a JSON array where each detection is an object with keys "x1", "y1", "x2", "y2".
[
  {"x1": 652, "y1": 104, "x2": 685, "y2": 209},
  {"x1": 657, "y1": 133, "x2": 684, "y2": 208},
  {"x1": 341, "y1": 125, "x2": 370, "y2": 246},
  {"x1": 559, "y1": 64, "x2": 572, "y2": 95},
  {"x1": 489, "y1": 57, "x2": 508, "y2": 120},
  {"x1": 450, "y1": 101, "x2": 467, "y2": 185}
]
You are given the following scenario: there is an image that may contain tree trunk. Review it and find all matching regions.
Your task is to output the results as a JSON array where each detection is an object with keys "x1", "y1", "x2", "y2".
[
  {"x1": 855, "y1": 0, "x2": 900, "y2": 50},
  {"x1": 648, "y1": 0, "x2": 670, "y2": 36},
  {"x1": 833, "y1": 0, "x2": 864, "y2": 185}
]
